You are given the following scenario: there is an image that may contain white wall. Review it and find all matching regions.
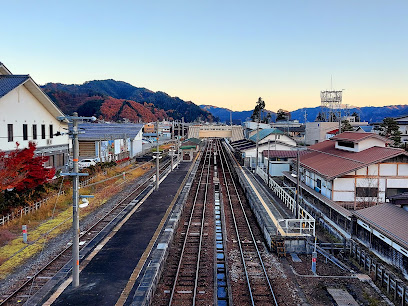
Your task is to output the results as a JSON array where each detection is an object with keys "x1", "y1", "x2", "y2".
[
  {"x1": 131, "y1": 129, "x2": 143, "y2": 157},
  {"x1": 357, "y1": 138, "x2": 386, "y2": 151},
  {"x1": 0, "y1": 85, "x2": 69, "y2": 151},
  {"x1": 259, "y1": 134, "x2": 296, "y2": 146}
]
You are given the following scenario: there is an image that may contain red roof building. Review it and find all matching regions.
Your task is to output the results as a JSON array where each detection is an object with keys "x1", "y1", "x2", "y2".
[{"x1": 285, "y1": 132, "x2": 408, "y2": 210}]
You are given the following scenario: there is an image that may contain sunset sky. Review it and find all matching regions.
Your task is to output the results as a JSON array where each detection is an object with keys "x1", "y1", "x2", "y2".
[{"x1": 2, "y1": 0, "x2": 407, "y2": 112}]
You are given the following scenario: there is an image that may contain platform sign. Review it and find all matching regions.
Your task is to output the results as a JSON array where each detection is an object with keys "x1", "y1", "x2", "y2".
[
  {"x1": 22, "y1": 225, "x2": 27, "y2": 244},
  {"x1": 311, "y1": 251, "x2": 317, "y2": 274}
]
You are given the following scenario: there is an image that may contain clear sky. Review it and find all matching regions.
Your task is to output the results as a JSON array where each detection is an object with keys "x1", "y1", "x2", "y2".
[{"x1": 2, "y1": 0, "x2": 407, "y2": 112}]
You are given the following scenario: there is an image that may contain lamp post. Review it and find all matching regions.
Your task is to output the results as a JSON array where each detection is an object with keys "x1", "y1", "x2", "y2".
[{"x1": 59, "y1": 112, "x2": 95, "y2": 287}]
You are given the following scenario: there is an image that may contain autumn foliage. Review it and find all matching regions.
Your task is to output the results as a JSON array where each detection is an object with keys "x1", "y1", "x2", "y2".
[{"x1": 0, "y1": 142, "x2": 55, "y2": 192}]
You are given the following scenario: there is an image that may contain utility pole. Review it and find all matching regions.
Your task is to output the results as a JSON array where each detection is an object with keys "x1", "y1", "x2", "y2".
[
  {"x1": 295, "y1": 148, "x2": 300, "y2": 219},
  {"x1": 255, "y1": 114, "x2": 260, "y2": 169},
  {"x1": 181, "y1": 117, "x2": 184, "y2": 140},
  {"x1": 155, "y1": 120, "x2": 160, "y2": 190},
  {"x1": 59, "y1": 112, "x2": 95, "y2": 288},
  {"x1": 72, "y1": 113, "x2": 80, "y2": 287},
  {"x1": 267, "y1": 140, "x2": 270, "y2": 186},
  {"x1": 171, "y1": 120, "x2": 174, "y2": 171}
]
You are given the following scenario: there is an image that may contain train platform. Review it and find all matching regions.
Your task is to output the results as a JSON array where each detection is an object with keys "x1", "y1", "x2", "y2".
[
  {"x1": 34, "y1": 160, "x2": 195, "y2": 306},
  {"x1": 234, "y1": 162, "x2": 315, "y2": 253}
]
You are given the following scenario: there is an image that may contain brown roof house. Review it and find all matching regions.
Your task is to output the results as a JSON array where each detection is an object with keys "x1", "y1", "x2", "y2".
[{"x1": 287, "y1": 131, "x2": 408, "y2": 210}]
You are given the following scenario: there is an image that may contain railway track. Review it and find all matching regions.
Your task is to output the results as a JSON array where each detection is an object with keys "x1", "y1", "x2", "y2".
[
  {"x1": 217, "y1": 140, "x2": 279, "y2": 306},
  {"x1": 1, "y1": 159, "x2": 172, "y2": 306},
  {"x1": 168, "y1": 140, "x2": 215, "y2": 305},
  {"x1": 152, "y1": 140, "x2": 216, "y2": 305}
]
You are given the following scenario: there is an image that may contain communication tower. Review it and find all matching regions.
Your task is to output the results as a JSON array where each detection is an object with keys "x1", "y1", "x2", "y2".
[{"x1": 320, "y1": 90, "x2": 343, "y2": 122}]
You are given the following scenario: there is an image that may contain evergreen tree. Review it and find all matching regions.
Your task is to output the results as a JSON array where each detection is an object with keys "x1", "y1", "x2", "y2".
[
  {"x1": 251, "y1": 97, "x2": 265, "y2": 122},
  {"x1": 341, "y1": 120, "x2": 353, "y2": 132},
  {"x1": 377, "y1": 117, "x2": 401, "y2": 146}
]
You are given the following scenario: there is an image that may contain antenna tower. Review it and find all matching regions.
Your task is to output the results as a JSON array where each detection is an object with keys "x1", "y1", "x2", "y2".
[{"x1": 320, "y1": 89, "x2": 343, "y2": 122}]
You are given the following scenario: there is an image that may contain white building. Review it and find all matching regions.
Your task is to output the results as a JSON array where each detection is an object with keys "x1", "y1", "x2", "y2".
[
  {"x1": 395, "y1": 115, "x2": 408, "y2": 145},
  {"x1": 0, "y1": 62, "x2": 69, "y2": 169},
  {"x1": 78, "y1": 123, "x2": 144, "y2": 162},
  {"x1": 249, "y1": 128, "x2": 297, "y2": 146},
  {"x1": 287, "y1": 132, "x2": 408, "y2": 210}
]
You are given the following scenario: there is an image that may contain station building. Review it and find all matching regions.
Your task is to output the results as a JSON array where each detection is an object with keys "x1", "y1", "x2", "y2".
[
  {"x1": 0, "y1": 62, "x2": 69, "y2": 169},
  {"x1": 282, "y1": 132, "x2": 408, "y2": 275}
]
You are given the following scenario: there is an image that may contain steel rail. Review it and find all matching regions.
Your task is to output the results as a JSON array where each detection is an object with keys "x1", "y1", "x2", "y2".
[
  {"x1": 168, "y1": 141, "x2": 212, "y2": 306},
  {"x1": 1, "y1": 160, "x2": 172, "y2": 306},
  {"x1": 192, "y1": 140, "x2": 212, "y2": 304},
  {"x1": 218, "y1": 139, "x2": 279, "y2": 306}
]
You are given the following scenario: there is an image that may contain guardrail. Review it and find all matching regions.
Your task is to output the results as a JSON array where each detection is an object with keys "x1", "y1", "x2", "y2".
[
  {"x1": 348, "y1": 239, "x2": 408, "y2": 305},
  {"x1": 256, "y1": 167, "x2": 315, "y2": 236}
]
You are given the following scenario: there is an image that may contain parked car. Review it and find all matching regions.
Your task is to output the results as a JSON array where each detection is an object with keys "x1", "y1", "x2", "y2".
[{"x1": 78, "y1": 158, "x2": 98, "y2": 169}]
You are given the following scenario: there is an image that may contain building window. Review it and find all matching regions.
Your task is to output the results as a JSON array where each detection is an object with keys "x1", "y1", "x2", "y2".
[
  {"x1": 41, "y1": 124, "x2": 46, "y2": 139},
  {"x1": 49, "y1": 125, "x2": 54, "y2": 139},
  {"x1": 356, "y1": 187, "x2": 378, "y2": 197},
  {"x1": 23, "y1": 124, "x2": 28, "y2": 140},
  {"x1": 314, "y1": 178, "x2": 322, "y2": 193},
  {"x1": 7, "y1": 124, "x2": 13, "y2": 142},
  {"x1": 33, "y1": 124, "x2": 37, "y2": 140},
  {"x1": 338, "y1": 141, "x2": 354, "y2": 148}
]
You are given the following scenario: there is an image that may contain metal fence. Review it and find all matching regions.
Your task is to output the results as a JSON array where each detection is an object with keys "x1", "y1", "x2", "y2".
[{"x1": 0, "y1": 191, "x2": 66, "y2": 226}]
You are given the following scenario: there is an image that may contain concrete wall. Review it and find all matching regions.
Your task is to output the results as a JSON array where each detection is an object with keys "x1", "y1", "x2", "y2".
[
  {"x1": 326, "y1": 161, "x2": 408, "y2": 206},
  {"x1": 305, "y1": 122, "x2": 338, "y2": 145}
]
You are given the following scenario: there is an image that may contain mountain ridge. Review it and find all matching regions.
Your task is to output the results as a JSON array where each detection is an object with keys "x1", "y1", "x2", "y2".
[
  {"x1": 42, "y1": 80, "x2": 215, "y2": 122},
  {"x1": 201, "y1": 104, "x2": 408, "y2": 124}
]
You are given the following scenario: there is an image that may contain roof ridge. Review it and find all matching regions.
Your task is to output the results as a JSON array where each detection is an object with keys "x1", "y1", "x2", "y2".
[{"x1": 0, "y1": 74, "x2": 30, "y2": 78}]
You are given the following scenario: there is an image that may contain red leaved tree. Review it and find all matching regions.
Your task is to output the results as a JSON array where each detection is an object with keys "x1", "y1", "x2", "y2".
[
  {"x1": 0, "y1": 142, "x2": 55, "y2": 192},
  {"x1": 0, "y1": 145, "x2": 26, "y2": 191}
]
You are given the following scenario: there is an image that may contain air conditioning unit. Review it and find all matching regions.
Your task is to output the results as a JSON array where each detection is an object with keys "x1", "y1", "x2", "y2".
[{"x1": 46, "y1": 139, "x2": 53, "y2": 145}]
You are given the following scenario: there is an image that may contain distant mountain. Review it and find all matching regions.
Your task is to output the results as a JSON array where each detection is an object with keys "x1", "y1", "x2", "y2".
[
  {"x1": 42, "y1": 80, "x2": 215, "y2": 123},
  {"x1": 200, "y1": 105, "x2": 275, "y2": 124},
  {"x1": 202, "y1": 104, "x2": 408, "y2": 124},
  {"x1": 290, "y1": 105, "x2": 408, "y2": 123}
]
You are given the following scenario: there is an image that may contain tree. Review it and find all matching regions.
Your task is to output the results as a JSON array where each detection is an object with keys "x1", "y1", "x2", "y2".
[
  {"x1": 315, "y1": 112, "x2": 325, "y2": 122},
  {"x1": 276, "y1": 109, "x2": 290, "y2": 122},
  {"x1": 377, "y1": 117, "x2": 401, "y2": 147},
  {"x1": 0, "y1": 146, "x2": 26, "y2": 191},
  {"x1": 250, "y1": 97, "x2": 265, "y2": 122},
  {"x1": 0, "y1": 142, "x2": 55, "y2": 192},
  {"x1": 351, "y1": 111, "x2": 360, "y2": 122},
  {"x1": 265, "y1": 112, "x2": 272, "y2": 124},
  {"x1": 341, "y1": 120, "x2": 353, "y2": 132}
]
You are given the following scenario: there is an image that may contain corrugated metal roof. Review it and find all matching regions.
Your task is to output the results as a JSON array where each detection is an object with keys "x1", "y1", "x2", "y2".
[
  {"x1": 249, "y1": 128, "x2": 283, "y2": 142},
  {"x1": 180, "y1": 145, "x2": 196, "y2": 150},
  {"x1": 354, "y1": 204, "x2": 408, "y2": 249},
  {"x1": 301, "y1": 139, "x2": 408, "y2": 180},
  {"x1": 185, "y1": 138, "x2": 201, "y2": 144},
  {"x1": 0, "y1": 75, "x2": 29, "y2": 98},
  {"x1": 262, "y1": 150, "x2": 306, "y2": 158},
  {"x1": 78, "y1": 123, "x2": 144, "y2": 140},
  {"x1": 358, "y1": 126, "x2": 374, "y2": 132}
]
